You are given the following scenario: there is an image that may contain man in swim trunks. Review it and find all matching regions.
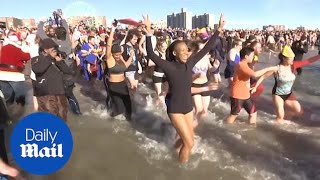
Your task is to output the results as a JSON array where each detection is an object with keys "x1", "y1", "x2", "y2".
[{"x1": 226, "y1": 47, "x2": 276, "y2": 124}]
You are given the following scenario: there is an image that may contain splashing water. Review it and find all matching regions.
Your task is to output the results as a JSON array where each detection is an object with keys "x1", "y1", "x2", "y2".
[
  {"x1": 144, "y1": 95, "x2": 154, "y2": 110},
  {"x1": 21, "y1": 50, "x2": 320, "y2": 180}
]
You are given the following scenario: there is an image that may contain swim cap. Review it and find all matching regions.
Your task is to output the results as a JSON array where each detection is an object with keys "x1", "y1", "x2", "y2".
[{"x1": 281, "y1": 45, "x2": 295, "y2": 58}]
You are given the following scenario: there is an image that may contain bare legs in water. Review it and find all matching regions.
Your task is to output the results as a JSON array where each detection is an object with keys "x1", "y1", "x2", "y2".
[
  {"x1": 170, "y1": 111, "x2": 194, "y2": 163},
  {"x1": 226, "y1": 112, "x2": 257, "y2": 125},
  {"x1": 192, "y1": 95, "x2": 210, "y2": 128},
  {"x1": 273, "y1": 95, "x2": 303, "y2": 124}
]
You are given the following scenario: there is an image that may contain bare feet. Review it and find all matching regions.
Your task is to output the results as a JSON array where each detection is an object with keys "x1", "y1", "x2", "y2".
[
  {"x1": 275, "y1": 119, "x2": 284, "y2": 124},
  {"x1": 226, "y1": 116, "x2": 236, "y2": 124},
  {"x1": 248, "y1": 122, "x2": 257, "y2": 127},
  {"x1": 225, "y1": 119, "x2": 234, "y2": 124},
  {"x1": 249, "y1": 120, "x2": 256, "y2": 125}
]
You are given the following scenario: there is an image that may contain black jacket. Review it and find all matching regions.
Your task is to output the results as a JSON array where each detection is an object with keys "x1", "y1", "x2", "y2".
[
  {"x1": 292, "y1": 40, "x2": 308, "y2": 61},
  {"x1": 31, "y1": 54, "x2": 73, "y2": 96},
  {"x1": 211, "y1": 36, "x2": 227, "y2": 61}
]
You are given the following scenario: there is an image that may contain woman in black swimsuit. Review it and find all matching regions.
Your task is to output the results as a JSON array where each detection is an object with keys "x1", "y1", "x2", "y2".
[
  {"x1": 105, "y1": 21, "x2": 134, "y2": 120},
  {"x1": 143, "y1": 14, "x2": 225, "y2": 163}
]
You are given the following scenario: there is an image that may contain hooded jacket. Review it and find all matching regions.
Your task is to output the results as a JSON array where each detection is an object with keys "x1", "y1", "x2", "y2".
[{"x1": 32, "y1": 53, "x2": 72, "y2": 96}]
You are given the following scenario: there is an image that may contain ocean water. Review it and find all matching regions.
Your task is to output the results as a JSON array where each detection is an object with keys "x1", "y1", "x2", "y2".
[{"x1": 5, "y1": 50, "x2": 320, "y2": 180}]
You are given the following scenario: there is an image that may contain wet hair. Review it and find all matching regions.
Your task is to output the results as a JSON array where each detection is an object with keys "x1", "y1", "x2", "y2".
[
  {"x1": 55, "y1": 27, "x2": 67, "y2": 40},
  {"x1": 111, "y1": 44, "x2": 122, "y2": 53},
  {"x1": 240, "y1": 47, "x2": 254, "y2": 59}
]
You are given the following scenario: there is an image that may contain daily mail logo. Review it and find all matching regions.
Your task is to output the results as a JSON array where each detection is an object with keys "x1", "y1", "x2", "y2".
[
  {"x1": 20, "y1": 129, "x2": 63, "y2": 158},
  {"x1": 10, "y1": 113, "x2": 73, "y2": 175}
]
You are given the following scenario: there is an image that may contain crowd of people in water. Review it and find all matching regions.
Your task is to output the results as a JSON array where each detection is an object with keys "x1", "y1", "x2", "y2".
[{"x1": 0, "y1": 11, "x2": 320, "y2": 178}]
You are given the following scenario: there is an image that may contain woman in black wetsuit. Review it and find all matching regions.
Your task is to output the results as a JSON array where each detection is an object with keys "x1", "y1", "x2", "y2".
[{"x1": 143, "y1": 14, "x2": 225, "y2": 163}]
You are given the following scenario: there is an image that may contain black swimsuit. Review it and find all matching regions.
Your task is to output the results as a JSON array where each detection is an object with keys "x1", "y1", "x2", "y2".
[
  {"x1": 146, "y1": 31, "x2": 220, "y2": 114},
  {"x1": 108, "y1": 61, "x2": 127, "y2": 75}
]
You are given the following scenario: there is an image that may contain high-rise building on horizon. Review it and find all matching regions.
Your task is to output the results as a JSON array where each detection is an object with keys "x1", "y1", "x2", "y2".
[
  {"x1": 167, "y1": 9, "x2": 216, "y2": 30},
  {"x1": 167, "y1": 8, "x2": 192, "y2": 29},
  {"x1": 192, "y1": 13, "x2": 214, "y2": 29}
]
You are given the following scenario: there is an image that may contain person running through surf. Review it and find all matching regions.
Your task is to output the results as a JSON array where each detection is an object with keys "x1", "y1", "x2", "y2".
[
  {"x1": 122, "y1": 30, "x2": 140, "y2": 91},
  {"x1": 188, "y1": 40, "x2": 219, "y2": 128},
  {"x1": 105, "y1": 21, "x2": 134, "y2": 121},
  {"x1": 151, "y1": 39, "x2": 169, "y2": 107},
  {"x1": 251, "y1": 46, "x2": 320, "y2": 123},
  {"x1": 226, "y1": 47, "x2": 277, "y2": 124},
  {"x1": 144, "y1": 14, "x2": 225, "y2": 163}
]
